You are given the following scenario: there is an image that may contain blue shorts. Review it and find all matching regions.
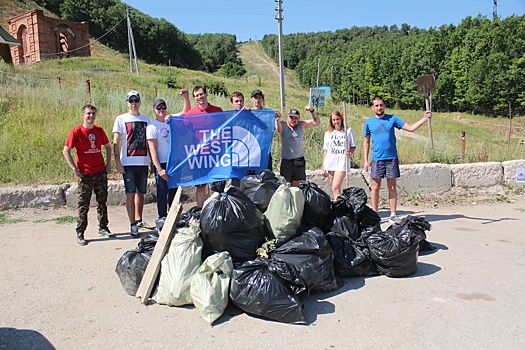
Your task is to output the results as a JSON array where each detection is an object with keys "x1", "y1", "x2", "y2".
[
  {"x1": 371, "y1": 159, "x2": 400, "y2": 179},
  {"x1": 123, "y1": 166, "x2": 148, "y2": 194}
]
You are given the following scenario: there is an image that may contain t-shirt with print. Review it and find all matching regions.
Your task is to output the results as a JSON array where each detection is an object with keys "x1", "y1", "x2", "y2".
[
  {"x1": 112, "y1": 112, "x2": 151, "y2": 166},
  {"x1": 146, "y1": 119, "x2": 171, "y2": 164},
  {"x1": 323, "y1": 128, "x2": 356, "y2": 172},
  {"x1": 363, "y1": 114, "x2": 405, "y2": 160},
  {"x1": 65, "y1": 124, "x2": 109, "y2": 174}
]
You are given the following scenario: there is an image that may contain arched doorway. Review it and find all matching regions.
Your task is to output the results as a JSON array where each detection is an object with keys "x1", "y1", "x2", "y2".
[
  {"x1": 16, "y1": 25, "x2": 29, "y2": 64},
  {"x1": 55, "y1": 24, "x2": 75, "y2": 57}
]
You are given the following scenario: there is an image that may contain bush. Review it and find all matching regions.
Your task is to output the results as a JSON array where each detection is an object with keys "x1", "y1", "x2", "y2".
[{"x1": 205, "y1": 81, "x2": 229, "y2": 97}]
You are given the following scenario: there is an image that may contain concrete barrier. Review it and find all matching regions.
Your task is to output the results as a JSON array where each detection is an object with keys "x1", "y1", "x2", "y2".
[{"x1": 0, "y1": 160, "x2": 524, "y2": 209}]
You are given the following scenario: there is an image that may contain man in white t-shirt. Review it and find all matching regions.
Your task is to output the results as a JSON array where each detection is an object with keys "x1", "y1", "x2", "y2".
[
  {"x1": 113, "y1": 90, "x2": 151, "y2": 237},
  {"x1": 146, "y1": 97, "x2": 179, "y2": 224}
]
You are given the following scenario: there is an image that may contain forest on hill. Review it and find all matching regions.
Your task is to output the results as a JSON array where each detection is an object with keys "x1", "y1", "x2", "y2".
[
  {"x1": 261, "y1": 15, "x2": 525, "y2": 115},
  {"x1": 33, "y1": 0, "x2": 246, "y2": 76},
  {"x1": 29, "y1": 0, "x2": 525, "y2": 116}
]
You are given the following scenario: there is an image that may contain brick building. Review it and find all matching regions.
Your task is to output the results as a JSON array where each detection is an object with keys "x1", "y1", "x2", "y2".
[
  {"x1": 0, "y1": 25, "x2": 20, "y2": 64},
  {"x1": 7, "y1": 9, "x2": 90, "y2": 65}
]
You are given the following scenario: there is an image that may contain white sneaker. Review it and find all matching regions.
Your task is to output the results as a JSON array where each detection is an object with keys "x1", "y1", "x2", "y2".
[
  {"x1": 388, "y1": 214, "x2": 402, "y2": 224},
  {"x1": 130, "y1": 223, "x2": 139, "y2": 237},
  {"x1": 136, "y1": 220, "x2": 154, "y2": 230}
]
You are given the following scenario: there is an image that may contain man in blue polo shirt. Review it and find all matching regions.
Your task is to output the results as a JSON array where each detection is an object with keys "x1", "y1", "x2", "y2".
[{"x1": 363, "y1": 96, "x2": 432, "y2": 224}]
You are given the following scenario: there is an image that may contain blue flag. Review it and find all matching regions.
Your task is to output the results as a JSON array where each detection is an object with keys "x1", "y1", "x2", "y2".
[{"x1": 166, "y1": 109, "x2": 275, "y2": 188}]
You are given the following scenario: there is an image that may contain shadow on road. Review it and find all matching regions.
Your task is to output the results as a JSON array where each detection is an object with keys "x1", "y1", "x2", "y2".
[{"x1": 0, "y1": 328, "x2": 56, "y2": 350}]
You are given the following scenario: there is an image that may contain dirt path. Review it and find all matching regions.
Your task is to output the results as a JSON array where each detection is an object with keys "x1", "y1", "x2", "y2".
[
  {"x1": 1, "y1": 198, "x2": 525, "y2": 349},
  {"x1": 240, "y1": 42, "x2": 280, "y2": 78}
]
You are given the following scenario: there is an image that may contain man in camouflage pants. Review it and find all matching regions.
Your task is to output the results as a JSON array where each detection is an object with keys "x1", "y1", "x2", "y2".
[{"x1": 63, "y1": 104, "x2": 113, "y2": 245}]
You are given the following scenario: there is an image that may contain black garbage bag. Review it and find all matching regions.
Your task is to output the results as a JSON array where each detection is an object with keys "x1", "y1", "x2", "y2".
[
  {"x1": 200, "y1": 187, "x2": 269, "y2": 264},
  {"x1": 332, "y1": 187, "x2": 368, "y2": 217},
  {"x1": 230, "y1": 258, "x2": 307, "y2": 324},
  {"x1": 240, "y1": 169, "x2": 281, "y2": 213},
  {"x1": 326, "y1": 230, "x2": 379, "y2": 277},
  {"x1": 355, "y1": 205, "x2": 381, "y2": 233},
  {"x1": 115, "y1": 234, "x2": 158, "y2": 296},
  {"x1": 397, "y1": 215, "x2": 434, "y2": 252},
  {"x1": 210, "y1": 180, "x2": 227, "y2": 193},
  {"x1": 367, "y1": 216, "x2": 431, "y2": 277},
  {"x1": 325, "y1": 214, "x2": 360, "y2": 241},
  {"x1": 419, "y1": 239, "x2": 435, "y2": 251},
  {"x1": 298, "y1": 180, "x2": 332, "y2": 228},
  {"x1": 272, "y1": 227, "x2": 342, "y2": 293},
  {"x1": 177, "y1": 206, "x2": 202, "y2": 228}
]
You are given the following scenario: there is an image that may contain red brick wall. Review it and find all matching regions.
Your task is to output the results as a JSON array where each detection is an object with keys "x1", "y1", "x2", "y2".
[{"x1": 8, "y1": 9, "x2": 90, "y2": 66}]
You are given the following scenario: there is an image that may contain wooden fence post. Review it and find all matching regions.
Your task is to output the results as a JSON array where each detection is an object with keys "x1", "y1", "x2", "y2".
[
  {"x1": 461, "y1": 131, "x2": 466, "y2": 158},
  {"x1": 86, "y1": 80, "x2": 91, "y2": 101}
]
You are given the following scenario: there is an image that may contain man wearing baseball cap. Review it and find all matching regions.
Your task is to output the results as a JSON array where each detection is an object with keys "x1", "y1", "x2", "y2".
[
  {"x1": 113, "y1": 90, "x2": 152, "y2": 237},
  {"x1": 276, "y1": 105, "x2": 320, "y2": 186},
  {"x1": 146, "y1": 89, "x2": 190, "y2": 228},
  {"x1": 146, "y1": 98, "x2": 176, "y2": 227},
  {"x1": 250, "y1": 89, "x2": 281, "y2": 170}
]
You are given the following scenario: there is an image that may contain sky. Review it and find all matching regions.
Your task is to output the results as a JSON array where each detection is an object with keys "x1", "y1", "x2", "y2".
[{"x1": 123, "y1": 0, "x2": 525, "y2": 42}]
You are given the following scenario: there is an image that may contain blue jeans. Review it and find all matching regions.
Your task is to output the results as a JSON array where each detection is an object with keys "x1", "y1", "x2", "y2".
[{"x1": 155, "y1": 163, "x2": 177, "y2": 218}]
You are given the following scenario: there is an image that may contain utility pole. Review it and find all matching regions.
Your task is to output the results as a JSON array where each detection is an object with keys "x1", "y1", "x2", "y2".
[
  {"x1": 275, "y1": 0, "x2": 285, "y2": 112},
  {"x1": 126, "y1": 6, "x2": 140, "y2": 76},
  {"x1": 330, "y1": 65, "x2": 334, "y2": 89},
  {"x1": 493, "y1": 0, "x2": 498, "y2": 20},
  {"x1": 316, "y1": 58, "x2": 320, "y2": 88}
]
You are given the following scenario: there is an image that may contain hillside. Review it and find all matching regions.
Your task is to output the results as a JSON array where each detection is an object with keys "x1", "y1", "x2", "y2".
[
  {"x1": 1, "y1": 2, "x2": 525, "y2": 187},
  {"x1": 1, "y1": 0, "x2": 36, "y2": 25}
]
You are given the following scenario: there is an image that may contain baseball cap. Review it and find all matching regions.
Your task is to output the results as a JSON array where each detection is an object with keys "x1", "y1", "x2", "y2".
[
  {"x1": 287, "y1": 108, "x2": 300, "y2": 117},
  {"x1": 126, "y1": 90, "x2": 140, "y2": 101},
  {"x1": 251, "y1": 89, "x2": 264, "y2": 98},
  {"x1": 153, "y1": 98, "x2": 166, "y2": 108}
]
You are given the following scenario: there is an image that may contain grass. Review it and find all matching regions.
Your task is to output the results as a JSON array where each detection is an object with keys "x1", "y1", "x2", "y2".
[
  {"x1": 54, "y1": 215, "x2": 77, "y2": 224},
  {"x1": 33, "y1": 215, "x2": 76, "y2": 224},
  {"x1": 0, "y1": 212, "x2": 24, "y2": 224},
  {"x1": 1, "y1": 35, "x2": 525, "y2": 187}
]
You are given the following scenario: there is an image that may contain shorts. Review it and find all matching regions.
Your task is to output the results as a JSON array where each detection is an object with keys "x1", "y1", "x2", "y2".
[
  {"x1": 370, "y1": 159, "x2": 400, "y2": 179},
  {"x1": 280, "y1": 158, "x2": 306, "y2": 183},
  {"x1": 123, "y1": 166, "x2": 149, "y2": 194}
]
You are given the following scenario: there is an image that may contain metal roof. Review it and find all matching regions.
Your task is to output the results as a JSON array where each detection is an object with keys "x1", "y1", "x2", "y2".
[{"x1": 0, "y1": 25, "x2": 20, "y2": 46}]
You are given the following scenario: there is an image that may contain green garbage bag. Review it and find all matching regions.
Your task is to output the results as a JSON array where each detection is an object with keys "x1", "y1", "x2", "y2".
[
  {"x1": 265, "y1": 184, "x2": 305, "y2": 242},
  {"x1": 190, "y1": 251, "x2": 234, "y2": 324},
  {"x1": 152, "y1": 220, "x2": 202, "y2": 306}
]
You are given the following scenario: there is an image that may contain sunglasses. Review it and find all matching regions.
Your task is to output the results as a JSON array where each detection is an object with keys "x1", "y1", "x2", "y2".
[
  {"x1": 155, "y1": 105, "x2": 167, "y2": 110},
  {"x1": 128, "y1": 98, "x2": 140, "y2": 103}
]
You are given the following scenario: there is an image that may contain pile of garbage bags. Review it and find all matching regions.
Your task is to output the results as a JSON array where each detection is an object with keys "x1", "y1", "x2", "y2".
[{"x1": 115, "y1": 171, "x2": 433, "y2": 325}]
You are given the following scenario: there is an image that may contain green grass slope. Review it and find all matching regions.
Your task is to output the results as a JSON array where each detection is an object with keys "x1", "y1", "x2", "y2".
[{"x1": 1, "y1": 3, "x2": 524, "y2": 187}]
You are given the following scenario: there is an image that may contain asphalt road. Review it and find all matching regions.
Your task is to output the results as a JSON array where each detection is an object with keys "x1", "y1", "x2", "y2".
[{"x1": 1, "y1": 197, "x2": 524, "y2": 349}]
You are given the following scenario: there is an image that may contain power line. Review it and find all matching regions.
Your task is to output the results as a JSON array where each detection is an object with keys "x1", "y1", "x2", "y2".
[{"x1": 40, "y1": 16, "x2": 126, "y2": 58}]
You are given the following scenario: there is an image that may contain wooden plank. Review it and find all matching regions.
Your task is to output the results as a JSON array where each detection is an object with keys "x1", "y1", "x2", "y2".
[{"x1": 135, "y1": 187, "x2": 183, "y2": 304}]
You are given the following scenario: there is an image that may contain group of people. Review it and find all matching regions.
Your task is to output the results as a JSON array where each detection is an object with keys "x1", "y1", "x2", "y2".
[{"x1": 63, "y1": 88, "x2": 431, "y2": 246}]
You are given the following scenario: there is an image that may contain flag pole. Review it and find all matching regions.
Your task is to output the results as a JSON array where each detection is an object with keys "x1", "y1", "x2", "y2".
[{"x1": 343, "y1": 102, "x2": 349, "y2": 189}]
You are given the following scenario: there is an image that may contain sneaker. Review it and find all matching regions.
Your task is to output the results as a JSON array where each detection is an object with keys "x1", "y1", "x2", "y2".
[
  {"x1": 136, "y1": 220, "x2": 154, "y2": 230},
  {"x1": 388, "y1": 214, "x2": 402, "y2": 225},
  {"x1": 155, "y1": 217, "x2": 166, "y2": 232},
  {"x1": 130, "y1": 223, "x2": 139, "y2": 237},
  {"x1": 98, "y1": 227, "x2": 114, "y2": 237},
  {"x1": 76, "y1": 232, "x2": 87, "y2": 246}
]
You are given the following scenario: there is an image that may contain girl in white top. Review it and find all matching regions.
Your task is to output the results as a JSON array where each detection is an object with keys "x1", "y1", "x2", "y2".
[{"x1": 322, "y1": 111, "x2": 357, "y2": 198}]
